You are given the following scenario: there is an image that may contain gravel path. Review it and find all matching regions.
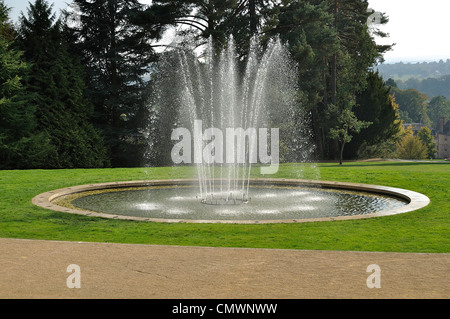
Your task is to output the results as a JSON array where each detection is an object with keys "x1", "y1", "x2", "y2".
[{"x1": 0, "y1": 238, "x2": 448, "y2": 299}]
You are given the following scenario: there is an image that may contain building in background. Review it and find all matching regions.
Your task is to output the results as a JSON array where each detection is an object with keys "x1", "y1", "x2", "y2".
[{"x1": 435, "y1": 117, "x2": 450, "y2": 158}]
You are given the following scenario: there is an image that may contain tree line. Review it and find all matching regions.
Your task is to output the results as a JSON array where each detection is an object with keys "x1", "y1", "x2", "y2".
[
  {"x1": 1, "y1": 0, "x2": 412, "y2": 169},
  {"x1": 377, "y1": 59, "x2": 450, "y2": 81},
  {"x1": 384, "y1": 79, "x2": 450, "y2": 130},
  {"x1": 391, "y1": 75, "x2": 450, "y2": 100}
]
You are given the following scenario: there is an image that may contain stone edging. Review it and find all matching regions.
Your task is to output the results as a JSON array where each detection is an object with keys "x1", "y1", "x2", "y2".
[{"x1": 31, "y1": 179, "x2": 430, "y2": 224}]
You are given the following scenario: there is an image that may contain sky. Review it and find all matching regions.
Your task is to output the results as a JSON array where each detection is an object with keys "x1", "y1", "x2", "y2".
[{"x1": 4, "y1": 0, "x2": 450, "y2": 64}]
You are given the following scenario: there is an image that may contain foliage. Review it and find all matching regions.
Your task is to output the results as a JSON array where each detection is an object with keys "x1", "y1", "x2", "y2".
[
  {"x1": 0, "y1": 0, "x2": 406, "y2": 166},
  {"x1": 391, "y1": 87, "x2": 430, "y2": 126},
  {"x1": 377, "y1": 59, "x2": 450, "y2": 81},
  {"x1": 399, "y1": 75, "x2": 450, "y2": 100},
  {"x1": 427, "y1": 95, "x2": 450, "y2": 130},
  {"x1": 344, "y1": 71, "x2": 402, "y2": 159},
  {"x1": 328, "y1": 105, "x2": 371, "y2": 164},
  {"x1": 0, "y1": 0, "x2": 57, "y2": 169},
  {"x1": 417, "y1": 126, "x2": 437, "y2": 159},
  {"x1": 136, "y1": 0, "x2": 393, "y2": 163},
  {"x1": 15, "y1": 0, "x2": 109, "y2": 168},
  {"x1": 395, "y1": 130, "x2": 428, "y2": 160},
  {"x1": 266, "y1": 0, "x2": 391, "y2": 160},
  {"x1": 133, "y1": 0, "x2": 272, "y2": 58},
  {"x1": 143, "y1": 51, "x2": 184, "y2": 166},
  {"x1": 69, "y1": 0, "x2": 156, "y2": 167}
]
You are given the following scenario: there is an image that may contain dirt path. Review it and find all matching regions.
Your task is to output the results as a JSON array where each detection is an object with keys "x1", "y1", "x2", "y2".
[{"x1": 0, "y1": 238, "x2": 448, "y2": 299}]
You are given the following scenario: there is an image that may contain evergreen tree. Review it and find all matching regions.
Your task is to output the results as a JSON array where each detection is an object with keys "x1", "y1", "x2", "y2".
[
  {"x1": 0, "y1": 0, "x2": 56, "y2": 169},
  {"x1": 266, "y1": 0, "x2": 391, "y2": 160},
  {"x1": 265, "y1": 0, "x2": 337, "y2": 159},
  {"x1": 16, "y1": 0, "x2": 109, "y2": 168},
  {"x1": 69, "y1": 0, "x2": 156, "y2": 167},
  {"x1": 417, "y1": 126, "x2": 436, "y2": 159},
  {"x1": 344, "y1": 71, "x2": 401, "y2": 158},
  {"x1": 323, "y1": 0, "x2": 391, "y2": 160}
]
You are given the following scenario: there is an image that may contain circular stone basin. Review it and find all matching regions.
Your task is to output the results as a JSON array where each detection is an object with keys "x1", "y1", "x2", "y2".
[{"x1": 32, "y1": 179, "x2": 430, "y2": 224}]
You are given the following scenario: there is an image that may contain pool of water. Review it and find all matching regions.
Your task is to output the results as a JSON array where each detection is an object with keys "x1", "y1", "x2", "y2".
[{"x1": 68, "y1": 184, "x2": 408, "y2": 221}]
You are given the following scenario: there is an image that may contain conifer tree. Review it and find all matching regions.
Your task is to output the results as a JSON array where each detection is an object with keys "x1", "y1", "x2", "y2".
[
  {"x1": 264, "y1": 0, "x2": 391, "y2": 160},
  {"x1": 16, "y1": 0, "x2": 109, "y2": 168},
  {"x1": 344, "y1": 71, "x2": 402, "y2": 158},
  {"x1": 69, "y1": 0, "x2": 156, "y2": 167},
  {"x1": 0, "y1": 0, "x2": 56, "y2": 168}
]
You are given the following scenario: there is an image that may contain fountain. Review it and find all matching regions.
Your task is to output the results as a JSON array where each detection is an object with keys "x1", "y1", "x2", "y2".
[
  {"x1": 32, "y1": 38, "x2": 430, "y2": 223},
  {"x1": 149, "y1": 36, "x2": 307, "y2": 205}
]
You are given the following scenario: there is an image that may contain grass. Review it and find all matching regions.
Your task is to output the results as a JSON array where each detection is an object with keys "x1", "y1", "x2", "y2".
[{"x1": 0, "y1": 161, "x2": 448, "y2": 253}]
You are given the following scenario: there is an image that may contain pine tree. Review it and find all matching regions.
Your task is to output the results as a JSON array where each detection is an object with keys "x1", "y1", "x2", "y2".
[
  {"x1": 16, "y1": 0, "x2": 109, "y2": 168},
  {"x1": 265, "y1": 0, "x2": 337, "y2": 159},
  {"x1": 69, "y1": 0, "x2": 156, "y2": 167},
  {"x1": 265, "y1": 1, "x2": 391, "y2": 160},
  {"x1": 0, "y1": 0, "x2": 56, "y2": 169},
  {"x1": 344, "y1": 71, "x2": 402, "y2": 158},
  {"x1": 323, "y1": 0, "x2": 391, "y2": 160}
]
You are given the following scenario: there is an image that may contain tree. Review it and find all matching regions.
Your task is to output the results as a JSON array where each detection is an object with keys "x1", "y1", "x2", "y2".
[
  {"x1": 391, "y1": 87, "x2": 430, "y2": 125},
  {"x1": 385, "y1": 78, "x2": 397, "y2": 88},
  {"x1": 267, "y1": 0, "x2": 391, "y2": 160},
  {"x1": 266, "y1": 0, "x2": 337, "y2": 159},
  {"x1": 0, "y1": 0, "x2": 56, "y2": 169},
  {"x1": 395, "y1": 133, "x2": 427, "y2": 160},
  {"x1": 427, "y1": 95, "x2": 450, "y2": 130},
  {"x1": 133, "y1": 0, "x2": 273, "y2": 60},
  {"x1": 137, "y1": 0, "x2": 392, "y2": 162},
  {"x1": 70, "y1": 0, "x2": 156, "y2": 167},
  {"x1": 327, "y1": 1, "x2": 391, "y2": 161},
  {"x1": 16, "y1": 0, "x2": 109, "y2": 168},
  {"x1": 417, "y1": 126, "x2": 436, "y2": 159},
  {"x1": 328, "y1": 105, "x2": 371, "y2": 165},
  {"x1": 344, "y1": 71, "x2": 401, "y2": 158}
]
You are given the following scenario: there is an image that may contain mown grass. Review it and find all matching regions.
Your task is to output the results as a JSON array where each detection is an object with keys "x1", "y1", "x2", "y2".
[{"x1": 0, "y1": 161, "x2": 448, "y2": 253}]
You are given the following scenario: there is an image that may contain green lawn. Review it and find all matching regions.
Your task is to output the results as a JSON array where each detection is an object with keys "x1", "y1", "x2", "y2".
[{"x1": 0, "y1": 161, "x2": 448, "y2": 253}]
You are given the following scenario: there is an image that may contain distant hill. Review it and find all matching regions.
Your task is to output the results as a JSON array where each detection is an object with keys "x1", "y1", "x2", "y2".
[
  {"x1": 376, "y1": 59, "x2": 450, "y2": 81},
  {"x1": 376, "y1": 60, "x2": 450, "y2": 99}
]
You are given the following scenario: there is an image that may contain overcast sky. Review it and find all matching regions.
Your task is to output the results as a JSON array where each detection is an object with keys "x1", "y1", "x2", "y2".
[{"x1": 4, "y1": 0, "x2": 450, "y2": 63}]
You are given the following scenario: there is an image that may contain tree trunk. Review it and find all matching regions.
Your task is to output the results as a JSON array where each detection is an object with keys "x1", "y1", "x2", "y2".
[{"x1": 339, "y1": 141, "x2": 345, "y2": 165}]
